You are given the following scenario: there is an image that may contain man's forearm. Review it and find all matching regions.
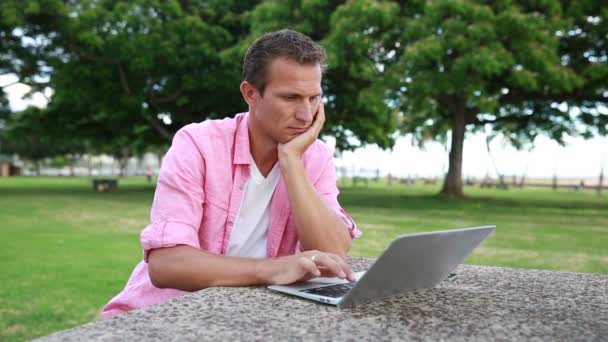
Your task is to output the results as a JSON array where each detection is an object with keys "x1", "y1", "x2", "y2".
[
  {"x1": 148, "y1": 245, "x2": 269, "y2": 291},
  {"x1": 279, "y1": 153, "x2": 351, "y2": 257},
  {"x1": 148, "y1": 244, "x2": 355, "y2": 291}
]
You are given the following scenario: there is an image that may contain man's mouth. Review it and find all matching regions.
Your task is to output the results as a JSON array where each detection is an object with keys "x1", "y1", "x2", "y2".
[{"x1": 287, "y1": 127, "x2": 307, "y2": 134}]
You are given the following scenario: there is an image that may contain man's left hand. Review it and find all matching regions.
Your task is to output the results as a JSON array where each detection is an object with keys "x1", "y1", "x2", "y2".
[{"x1": 278, "y1": 102, "x2": 325, "y2": 161}]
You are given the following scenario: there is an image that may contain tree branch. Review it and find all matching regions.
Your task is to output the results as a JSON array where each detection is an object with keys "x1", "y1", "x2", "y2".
[
  {"x1": 150, "y1": 88, "x2": 183, "y2": 104},
  {"x1": 145, "y1": 99, "x2": 175, "y2": 140},
  {"x1": 116, "y1": 62, "x2": 132, "y2": 96},
  {"x1": 66, "y1": 41, "x2": 133, "y2": 96},
  {"x1": 66, "y1": 42, "x2": 118, "y2": 64},
  {"x1": 150, "y1": 113, "x2": 174, "y2": 141}
]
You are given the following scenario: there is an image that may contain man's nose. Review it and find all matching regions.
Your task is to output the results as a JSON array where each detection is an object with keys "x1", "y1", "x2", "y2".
[{"x1": 295, "y1": 100, "x2": 313, "y2": 124}]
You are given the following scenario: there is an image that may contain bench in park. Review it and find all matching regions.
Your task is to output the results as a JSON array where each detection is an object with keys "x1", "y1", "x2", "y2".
[
  {"x1": 34, "y1": 257, "x2": 607, "y2": 341},
  {"x1": 92, "y1": 179, "x2": 118, "y2": 192}
]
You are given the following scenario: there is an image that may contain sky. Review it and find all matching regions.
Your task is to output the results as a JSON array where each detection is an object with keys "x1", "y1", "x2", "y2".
[
  {"x1": 332, "y1": 134, "x2": 606, "y2": 180},
  {"x1": 2, "y1": 74, "x2": 607, "y2": 180}
]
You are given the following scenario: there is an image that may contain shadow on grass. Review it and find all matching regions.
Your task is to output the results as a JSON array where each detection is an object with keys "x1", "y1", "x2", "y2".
[
  {"x1": 0, "y1": 184, "x2": 156, "y2": 201},
  {"x1": 1, "y1": 182, "x2": 606, "y2": 211},
  {"x1": 339, "y1": 187, "x2": 608, "y2": 211}
]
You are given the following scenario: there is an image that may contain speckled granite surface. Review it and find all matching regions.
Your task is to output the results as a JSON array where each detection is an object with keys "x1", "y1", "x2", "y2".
[{"x1": 35, "y1": 257, "x2": 607, "y2": 341}]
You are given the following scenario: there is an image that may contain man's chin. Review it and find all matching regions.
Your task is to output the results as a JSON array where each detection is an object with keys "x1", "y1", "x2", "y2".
[{"x1": 280, "y1": 133, "x2": 302, "y2": 144}]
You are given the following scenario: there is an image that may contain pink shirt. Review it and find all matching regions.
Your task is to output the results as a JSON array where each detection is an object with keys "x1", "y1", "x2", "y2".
[{"x1": 101, "y1": 113, "x2": 361, "y2": 318}]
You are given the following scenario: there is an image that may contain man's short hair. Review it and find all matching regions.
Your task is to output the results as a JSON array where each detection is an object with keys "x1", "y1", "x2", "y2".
[{"x1": 242, "y1": 29, "x2": 327, "y2": 95}]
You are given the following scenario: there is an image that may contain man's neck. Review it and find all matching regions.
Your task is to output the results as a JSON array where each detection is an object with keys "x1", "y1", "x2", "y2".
[{"x1": 248, "y1": 120, "x2": 278, "y2": 178}]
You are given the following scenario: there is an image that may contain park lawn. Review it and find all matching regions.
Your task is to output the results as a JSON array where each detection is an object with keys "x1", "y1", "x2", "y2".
[
  {"x1": 343, "y1": 181, "x2": 608, "y2": 274},
  {"x1": 1, "y1": 177, "x2": 607, "y2": 341}
]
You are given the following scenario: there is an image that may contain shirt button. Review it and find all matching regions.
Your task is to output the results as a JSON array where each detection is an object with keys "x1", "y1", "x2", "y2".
[{"x1": 228, "y1": 221, "x2": 233, "y2": 227}]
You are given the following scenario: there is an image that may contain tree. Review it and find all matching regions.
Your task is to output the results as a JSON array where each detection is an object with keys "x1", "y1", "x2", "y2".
[
  {"x1": 249, "y1": 0, "x2": 398, "y2": 150},
  {"x1": 0, "y1": 106, "x2": 86, "y2": 174},
  {"x1": 3, "y1": 0, "x2": 607, "y2": 195},
  {"x1": 2, "y1": 0, "x2": 399, "y2": 155},
  {"x1": 320, "y1": 0, "x2": 608, "y2": 197},
  {"x1": 1, "y1": 0, "x2": 260, "y2": 151}
]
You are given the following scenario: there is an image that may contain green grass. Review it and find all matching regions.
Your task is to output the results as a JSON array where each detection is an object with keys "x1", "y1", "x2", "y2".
[
  {"x1": 1, "y1": 176, "x2": 607, "y2": 341},
  {"x1": 342, "y1": 181, "x2": 608, "y2": 274}
]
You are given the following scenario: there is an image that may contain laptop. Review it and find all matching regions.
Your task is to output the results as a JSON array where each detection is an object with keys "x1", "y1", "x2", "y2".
[{"x1": 268, "y1": 225, "x2": 495, "y2": 308}]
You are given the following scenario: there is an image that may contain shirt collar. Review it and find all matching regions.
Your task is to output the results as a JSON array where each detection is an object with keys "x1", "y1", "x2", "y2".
[{"x1": 233, "y1": 112, "x2": 251, "y2": 165}]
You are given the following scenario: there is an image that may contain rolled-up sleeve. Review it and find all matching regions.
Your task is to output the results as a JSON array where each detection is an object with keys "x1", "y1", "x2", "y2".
[
  {"x1": 141, "y1": 127, "x2": 205, "y2": 262},
  {"x1": 314, "y1": 154, "x2": 362, "y2": 239}
]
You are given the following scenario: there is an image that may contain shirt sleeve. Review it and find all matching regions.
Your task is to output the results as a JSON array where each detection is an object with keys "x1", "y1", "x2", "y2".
[
  {"x1": 313, "y1": 152, "x2": 362, "y2": 240},
  {"x1": 140, "y1": 128, "x2": 205, "y2": 262}
]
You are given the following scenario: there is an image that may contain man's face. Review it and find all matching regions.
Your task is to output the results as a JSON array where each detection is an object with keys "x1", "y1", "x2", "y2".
[{"x1": 249, "y1": 57, "x2": 322, "y2": 144}]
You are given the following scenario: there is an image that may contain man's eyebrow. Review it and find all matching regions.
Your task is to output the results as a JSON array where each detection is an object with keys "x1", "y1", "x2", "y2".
[{"x1": 277, "y1": 91, "x2": 323, "y2": 98}]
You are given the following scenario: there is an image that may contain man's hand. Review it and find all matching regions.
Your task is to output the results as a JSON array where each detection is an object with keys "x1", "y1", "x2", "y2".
[
  {"x1": 147, "y1": 246, "x2": 354, "y2": 291},
  {"x1": 275, "y1": 100, "x2": 352, "y2": 256},
  {"x1": 260, "y1": 250, "x2": 356, "y2": 285},
  {"x1": 278, "y1": 102, "x2": 325, "y2": 161}
]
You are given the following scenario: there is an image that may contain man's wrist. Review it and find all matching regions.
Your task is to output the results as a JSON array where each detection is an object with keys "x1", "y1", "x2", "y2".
[
  {"x1": 255, "y1": 257, "x2": 277, "y2": 284},
  {"x1": 278, "y1": 148, "x2": 303, "y2": 172}
]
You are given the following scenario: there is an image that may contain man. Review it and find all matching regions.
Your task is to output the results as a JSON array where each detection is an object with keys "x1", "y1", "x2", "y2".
[{"x1": 101, "y1": 29, "x2": 361, "y2": 318}]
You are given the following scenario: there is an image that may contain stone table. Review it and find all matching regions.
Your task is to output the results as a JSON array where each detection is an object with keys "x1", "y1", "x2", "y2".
[{"x1": 36, "y1": 257, "x2": 608, "y2": 341}]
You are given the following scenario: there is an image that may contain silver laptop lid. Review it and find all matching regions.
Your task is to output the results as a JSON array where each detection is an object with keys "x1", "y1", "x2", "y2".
[{"x1": 338, "y1": 225, "x2": 495, "y2": 308}]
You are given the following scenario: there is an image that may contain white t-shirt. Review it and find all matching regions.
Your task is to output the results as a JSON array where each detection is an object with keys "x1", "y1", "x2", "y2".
[{"x1": 225, "y1": 159, "x2": 281, "y2": 258}]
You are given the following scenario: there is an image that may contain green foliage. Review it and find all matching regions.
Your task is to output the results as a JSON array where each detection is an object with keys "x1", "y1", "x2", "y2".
[
  {"x1": 322, "y1": 0, "x2": 400, "y2": 149},
  {"x1": 0, "y1": 107, "x2": 85, "y2": 163},
  {"x1": 248, "y1": 0, "x2": 399, "y2": 149},
  {"x1": 47, "y1": 156, "x2": 70, "y2": 168},
  {"x1": 1, "y1": 0, "x2": 260, "y2": 157},
  {"x1": 0, "y1": 0, "x2": 401, "y2": 153},
  {"x1": 1, "y1": 0, "x2": 607, "y2": 192},
  {"x1": 396, "y1": 0, "x2": 606, "y2": 147},
  {"x1": 321, "y1": 0, "x2": 607, "y2": 195}
]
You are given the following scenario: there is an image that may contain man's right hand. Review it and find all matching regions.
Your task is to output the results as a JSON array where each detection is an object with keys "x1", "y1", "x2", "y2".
[
  {"x1": 148, "y1": 246, "x2": 355, "y2": 291},
  {"x1": 259, "y1": 250, "x2": 356, "y2": 285}
]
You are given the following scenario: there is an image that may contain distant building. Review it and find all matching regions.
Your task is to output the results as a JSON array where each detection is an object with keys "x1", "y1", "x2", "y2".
[{"x1": 0, "y1": 155, "x2": 21, "y2": 176}]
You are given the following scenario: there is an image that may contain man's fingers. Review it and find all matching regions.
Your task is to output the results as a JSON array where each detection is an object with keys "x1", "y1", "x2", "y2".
[
  {"x1": 304, "y1": 101, "x2": 324, "y2": 138},
  {"x1": 312, "y1": 253, "x2": 346, "y2": 279},
  {"x1": 298, "y1": 256, "x2": 321, "y2": 277},
  {"x1": 299, "y1": 251, "x2": 354, "y2": 281},
  {"x1": 327, "y1": 254, "x2": 355, "y2": 281},
  {"x1": 314, "y1": 102, "x2": 326, "y2": 129}
]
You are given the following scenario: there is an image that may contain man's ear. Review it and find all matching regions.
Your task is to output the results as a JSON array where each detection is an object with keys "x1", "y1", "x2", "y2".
[{"x1": 240, "y1": 81, "x2": 259, "y2": 107}]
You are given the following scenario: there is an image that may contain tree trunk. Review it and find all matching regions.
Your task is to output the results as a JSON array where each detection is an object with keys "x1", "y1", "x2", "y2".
[
  {"x1": 518, "y1": 175, "x2": 526, "y2": 188},
  {"x1": 119, "y1": 159, "x2": 128, "y2": 177},
  {"x1": 88, "y1": 154, "x2": 93, "y2": 177},
  {"x1": 440, "y1": 107, "x2": 466, "y2": 198},
  {"x1": 35, "y1": 160, "x2": 41, "y2": 176},
  {"x1": 67, "y1": 155, "x2": 79, "y2": 177},
  {"x1": 119, "y1": 147, "x2": 130, "y2": 177},
  {"x1": 599, "y1": 168, "x2": 604, "y2": 196},
  {"x1": 519, "y1": 159, "x2": 529, "y2": 188},
  {"x1": 157, "y1": 152, "x2": 163, "y2": 168}
]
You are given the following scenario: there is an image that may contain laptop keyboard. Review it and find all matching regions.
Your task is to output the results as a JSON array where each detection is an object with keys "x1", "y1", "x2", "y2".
[
  {"x1": 298, "y1": 272, "x2": 458, "y2": 299},
  {"x1": 302, "y1": 282, "x2": 355, "y2": 298}
]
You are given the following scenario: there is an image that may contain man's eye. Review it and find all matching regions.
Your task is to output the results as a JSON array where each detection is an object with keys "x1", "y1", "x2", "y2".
[
  {"x1": 284, "y1": 95, "x2": 297, "y2": 100},
  {"x1": 309, "y1": 96, "x2": 319, "y2": 102}
]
